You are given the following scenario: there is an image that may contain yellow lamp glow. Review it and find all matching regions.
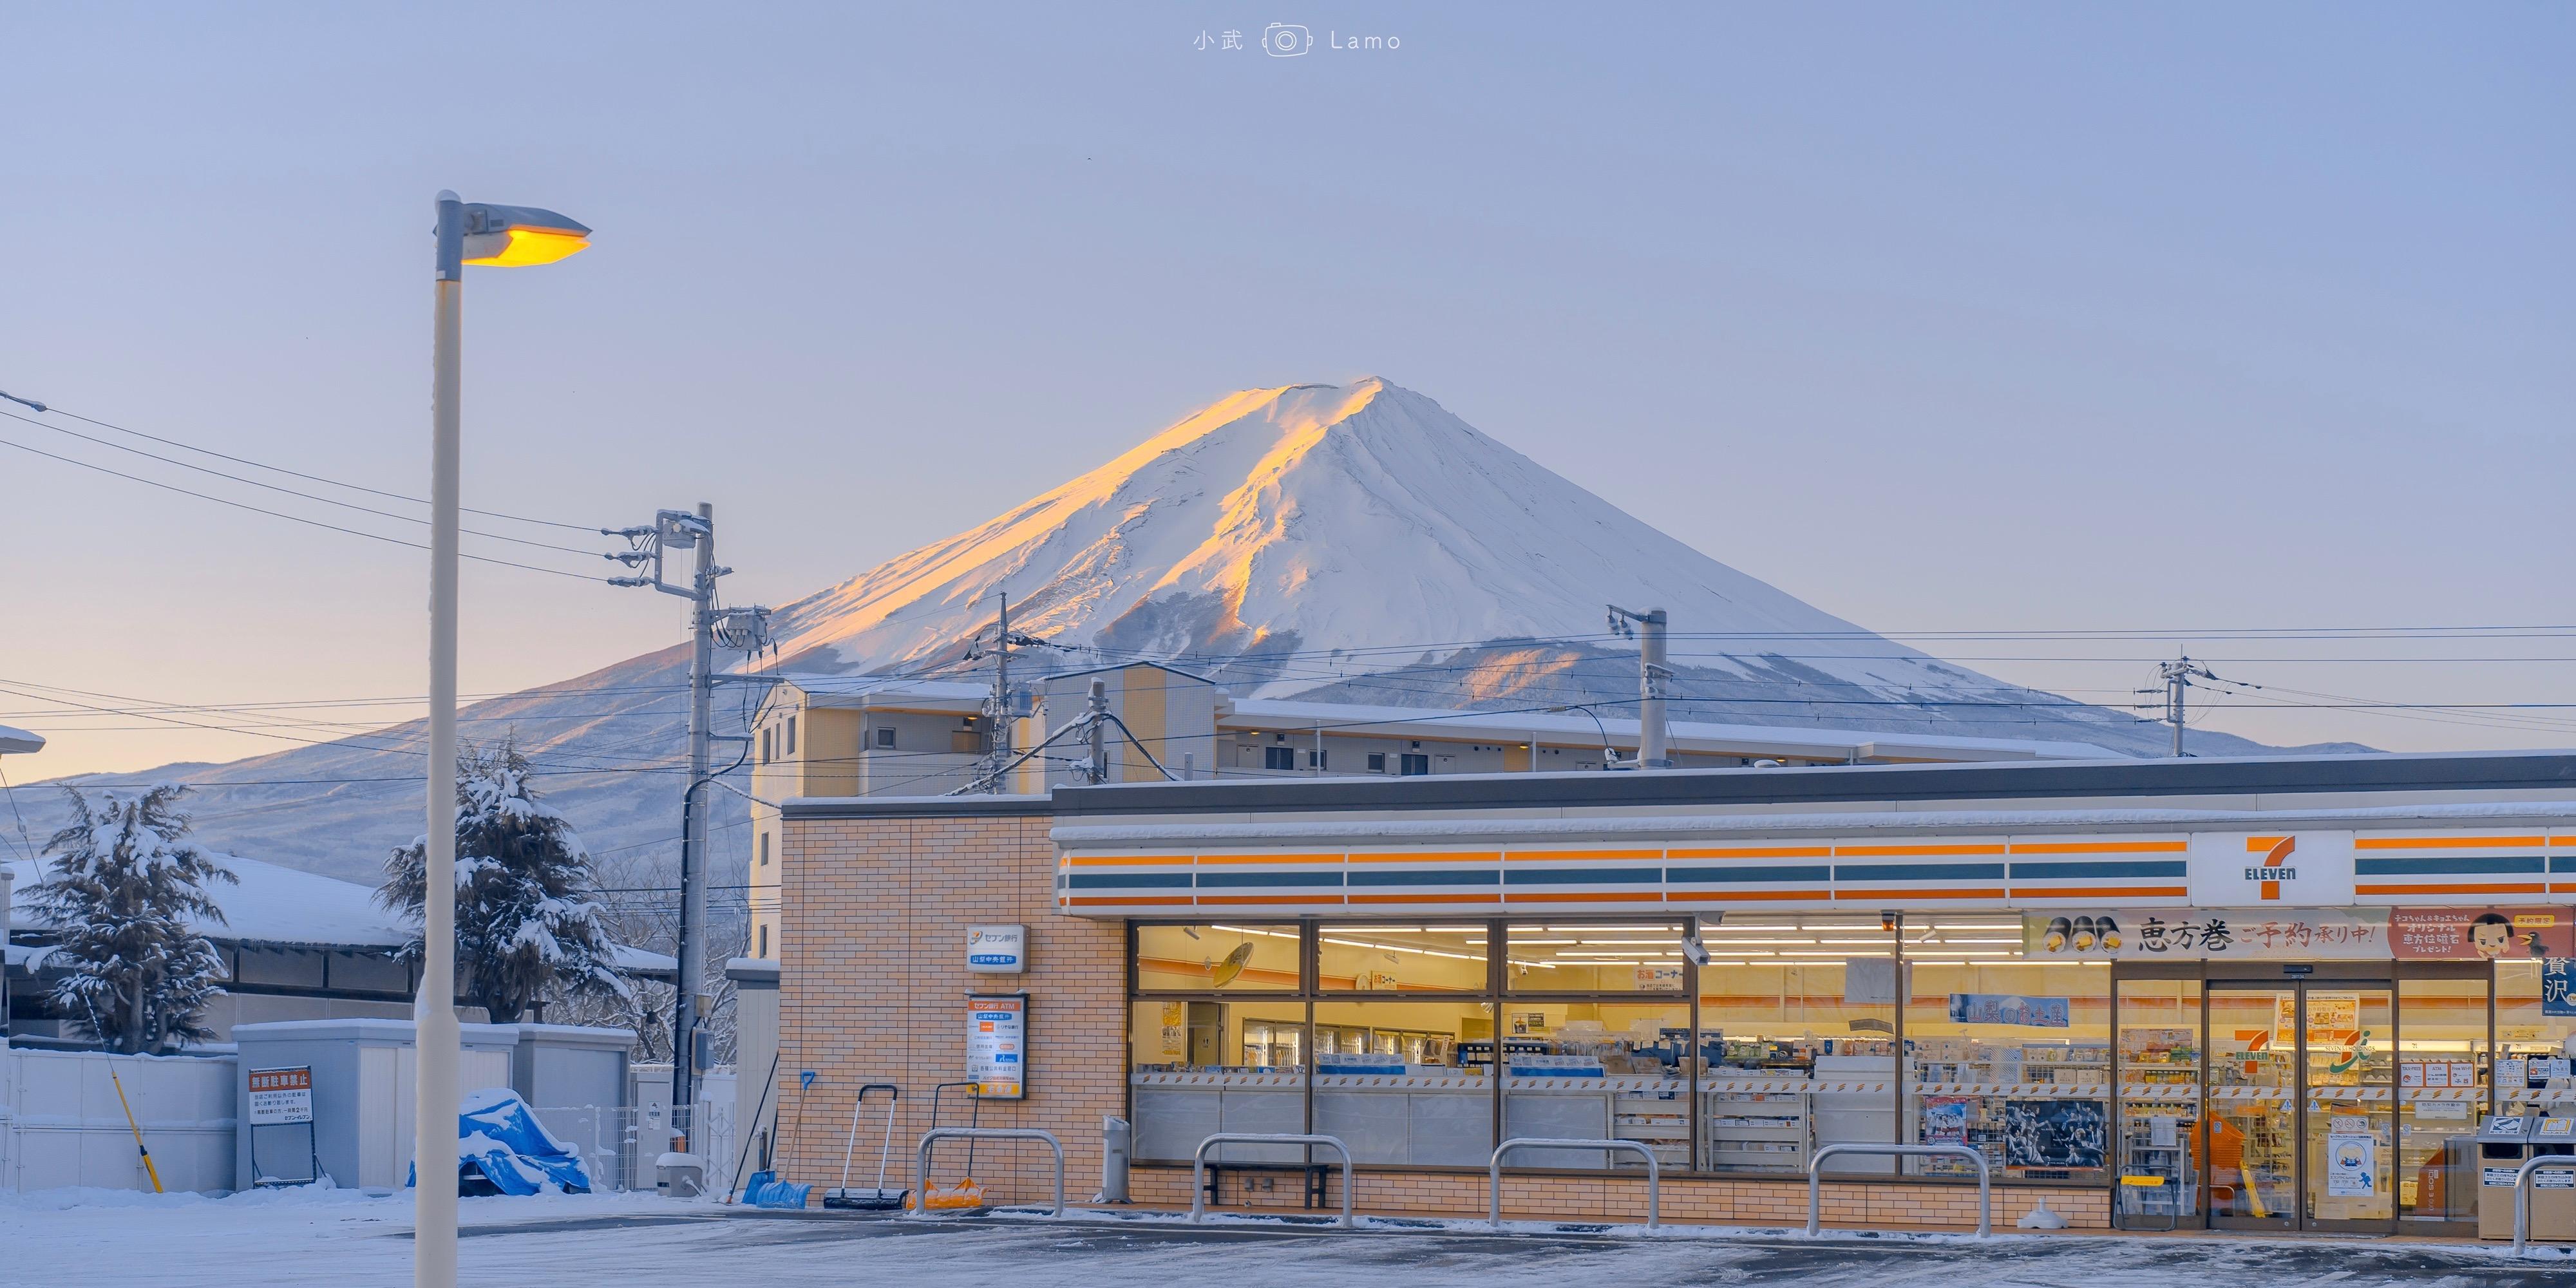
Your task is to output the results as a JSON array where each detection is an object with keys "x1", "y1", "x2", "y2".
[{"x1": 462, "y1": 226, "x2": 591, "y2": 268}]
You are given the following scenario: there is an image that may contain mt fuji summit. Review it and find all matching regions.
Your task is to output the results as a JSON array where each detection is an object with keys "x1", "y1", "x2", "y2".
[{"x1": 765, "y1": 377, "x2": 1993, "y2": 700}]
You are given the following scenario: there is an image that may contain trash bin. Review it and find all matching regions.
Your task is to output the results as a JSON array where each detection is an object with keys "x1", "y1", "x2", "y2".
[
  {"x1": 1099, "y1": 1116, "x2": 1132, "y2": 1203},
  {"x1": 2476, "y1": 1113, "x2": 2576, "y2": 1240}
]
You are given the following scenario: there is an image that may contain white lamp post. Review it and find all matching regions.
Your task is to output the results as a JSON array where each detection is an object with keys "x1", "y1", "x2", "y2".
[{"x1": 419, "y1": 191, "x2": 588, "y2": 1288}]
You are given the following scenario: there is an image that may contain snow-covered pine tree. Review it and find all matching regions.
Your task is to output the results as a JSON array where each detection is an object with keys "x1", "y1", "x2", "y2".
[
  {"x1": 380, "y1": 739, "x2": 631, "y2": 1024},
  {"x1": 33, "y1": 784, "x2": 238, "y2": 1054}
]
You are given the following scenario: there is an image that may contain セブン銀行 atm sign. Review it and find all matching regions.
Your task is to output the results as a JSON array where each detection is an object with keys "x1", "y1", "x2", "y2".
[{"x1": 966, "y1": 924, "x2": 1026, "y2": 974}]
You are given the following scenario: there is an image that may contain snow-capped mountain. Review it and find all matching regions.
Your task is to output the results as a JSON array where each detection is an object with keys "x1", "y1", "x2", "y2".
[
  {"x1": 26, "y1": 377, "x2": 2316, "y2": 887},
  {"x1": 768, "y1": 378, "x2": 1980, "y2": 697}
]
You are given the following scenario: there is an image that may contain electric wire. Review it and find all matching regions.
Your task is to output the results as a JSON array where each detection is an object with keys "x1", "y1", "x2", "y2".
[
  {"x1": 0, "y1": 408, "x2": 609, "y2": 557},
  {"x1": 21, "y1": 397, "x2": 603, "y2": 532},
  {"x1": 0, "y1": 435, "x2": 603, "y2": 581}
]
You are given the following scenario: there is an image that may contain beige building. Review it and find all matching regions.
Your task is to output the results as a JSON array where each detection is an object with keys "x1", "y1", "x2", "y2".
[{"x1": 741, "y1": 665, "x2": 2119, "y2": 963}]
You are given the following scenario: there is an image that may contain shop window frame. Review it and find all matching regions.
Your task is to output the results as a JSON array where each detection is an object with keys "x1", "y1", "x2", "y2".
[{"x1": 1126, "y1": 916, "x2": 1712, "y2": 1175}]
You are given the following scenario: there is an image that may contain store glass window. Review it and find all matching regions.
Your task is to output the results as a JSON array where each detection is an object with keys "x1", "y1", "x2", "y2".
[
  {"x1": 1497, "y1": 997, "x2": 1692, "y2": 1171},
  {"x1": 2114, "y1": 975, "x2": 2202, "y2": 1227},
  {"x1": 1128, "y1": 998, "x2": 1307, "y2": 1162},
  {"x1": 1312, "y1": 999, "x2": 1495, "y2": 1166},
  {"x1": 1316, "y1": 923, "x2": 1488, "y2": 993},
  {"x1": 1133, "y1": 923, "x2": 1301, "y2": 992},
  {"x1": 2394, "y1": 974, "x2": 2486, "y2": 1226},
  {"x1": 1506, "y1": 921, "x2": 1689, "y2": 994},
  {"x1": 2497, "y1": 960, "x2": 2576, "y2": 1107},
  {"x1": 1695, "y1": 915, "x2": 1899, "y2": 1173},
  {"x1": 1904, "y1": 945, "x2": 2112, "y2": 1184}
]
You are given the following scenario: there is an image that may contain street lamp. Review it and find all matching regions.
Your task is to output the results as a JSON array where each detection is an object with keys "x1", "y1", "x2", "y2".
[{"x1": 418, "y1": 191, "x2": 588, "y2": 1288}]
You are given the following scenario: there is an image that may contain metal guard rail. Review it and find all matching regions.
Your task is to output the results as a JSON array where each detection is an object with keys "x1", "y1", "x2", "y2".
[
  {"x1": 1488, "y1": 1138, "x2": 1660, "y2": 1228},
  {"x1": 911, "y1": 1128, "x2": 1064, "y2": 1218},
  {"x1": 1806, "y1": 1143, "x2": 1990, "y2": 1238},
  {"x1": 1189, "y1": 1133, "x2": 1354, "y2": 1229},
  {"x1": 2514, "y1": 1155, "x2": 2576, "y2": 1255}
]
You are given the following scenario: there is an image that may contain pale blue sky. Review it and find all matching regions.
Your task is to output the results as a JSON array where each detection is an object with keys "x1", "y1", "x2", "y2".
[{"x1": 3, "y1": 3, "x2": 2569, "y2": 776}]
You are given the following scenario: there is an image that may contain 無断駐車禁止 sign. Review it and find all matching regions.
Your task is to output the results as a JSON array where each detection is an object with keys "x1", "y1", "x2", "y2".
[{"x1": 247, "y1": 1066, "x2": 314, "y2": 1126}]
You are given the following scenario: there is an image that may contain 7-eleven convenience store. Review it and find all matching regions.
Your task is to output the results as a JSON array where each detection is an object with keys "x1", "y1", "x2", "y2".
[{"x1": 759, "y1": 752, "x2": 2576, "y2": 1237}]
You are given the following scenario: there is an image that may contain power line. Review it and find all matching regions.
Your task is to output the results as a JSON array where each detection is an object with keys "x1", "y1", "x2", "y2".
[
  {"x1": 17, "y1": 396, "x2": 603, "y2": 532},
  {"x1": 0, "y1": 408, "x2": 608, "y2": 558},
  {"x1": 0, "y1": 434, "x2": 603, "y2": 581}
]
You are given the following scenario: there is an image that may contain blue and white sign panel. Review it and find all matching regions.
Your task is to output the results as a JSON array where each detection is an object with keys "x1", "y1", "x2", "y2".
[
  {"x1": 967, "y1": 923, "x2": 1026, "y2": 974},
  {"x1": 967, "y1": 993, "x2": 1028, "y2": 1099},
  {"x1": 2545, "y1": 958, "x2": 2576, "y2": 1018}
]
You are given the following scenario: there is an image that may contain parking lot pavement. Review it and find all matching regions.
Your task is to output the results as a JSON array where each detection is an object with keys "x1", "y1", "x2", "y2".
[{"x1": 11, "y1": 1193, "x2": 2576, "y2": 1288}]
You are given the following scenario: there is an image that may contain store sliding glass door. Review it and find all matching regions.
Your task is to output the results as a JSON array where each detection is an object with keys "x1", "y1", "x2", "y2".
[
  {"x1": 2189, "y1": 977, "x2": 2396, "y2": 1233},
  {"x1": 2116, "y1": 963, "x2": 2472, "y2": 1235}
]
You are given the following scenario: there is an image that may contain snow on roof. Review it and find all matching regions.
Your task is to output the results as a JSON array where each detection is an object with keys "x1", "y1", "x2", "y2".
[
  {"x1": 755, "y1": 673, "x2": 2120, "y2": 761},
  {"x1": 1224, "y1": 696, "x2": 2123, "y2": 761},
  {"x1": 5, "y1": 853, "x2": 674, "y2": 972},
  {"x1": 0, "y1": 723, "x2": 43, "y2": 755},
  {"x1": 7, "y1": 851, "x2": 407, "y2": 950}
]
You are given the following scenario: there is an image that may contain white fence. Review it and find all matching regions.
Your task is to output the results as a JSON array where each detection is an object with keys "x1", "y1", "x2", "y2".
[
  {"x1": 0, "y1": 1047, "x2": 238, "y2": 1194},
  {"x1": 627, "y1": 1065, "x2": 737, "y2": 1194}
]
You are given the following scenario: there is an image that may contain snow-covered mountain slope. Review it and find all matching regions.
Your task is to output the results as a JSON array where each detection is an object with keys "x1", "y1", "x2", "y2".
[
  {"x1": 769, "y1": 379, "x2": 1982, "y2": 697},
  {"x1": 23, "y1": 378, "x2": 2339, "y2": 886}
]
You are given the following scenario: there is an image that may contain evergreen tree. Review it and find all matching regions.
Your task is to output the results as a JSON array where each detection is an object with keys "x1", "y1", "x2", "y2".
[
  {"x1": 33, "y1": 784, "x2": 238, "y2": 1053},
  {"x1": 381, "y1": 739, "x2": 630, "y2": 1024}
]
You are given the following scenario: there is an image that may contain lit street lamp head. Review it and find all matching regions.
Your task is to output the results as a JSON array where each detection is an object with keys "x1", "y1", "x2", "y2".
[{"x1": 433, "y1": 189, "x2": 591, "y2": 279}]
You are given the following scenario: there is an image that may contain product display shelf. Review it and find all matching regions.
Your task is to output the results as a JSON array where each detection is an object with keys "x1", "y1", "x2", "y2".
[
  {"x1": 1703, "y1": 1070, "x2": 1810, "y2": 1173},
  {"x1": 1611, "y1": 1080, "x2": 1690, "y2": 1169}
]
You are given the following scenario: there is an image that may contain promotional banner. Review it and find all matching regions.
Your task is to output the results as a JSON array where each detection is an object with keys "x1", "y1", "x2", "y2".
[
  {"x1": 2024, "y1": 909, "x2": 2389, "y2": 960},
  {"x1": 2325, "y1": 1127, "x2": 2377, "y2": 1197},
  {"x1": 2544, "y1": 959, "x2": 2576, "y2": 1018},
  {"x1": 966, "y1": 993, "x2": 1028, "y2": 1099},
  {"x1": 1947, "y1": 994, "x2": 2070, "y2": 1028},
  {"x1": 2389, "y1": 907, "x2": 2575, "y2": 960}
]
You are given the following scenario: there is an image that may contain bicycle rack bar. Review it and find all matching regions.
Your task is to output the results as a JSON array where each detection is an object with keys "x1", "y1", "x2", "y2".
[
  {"x1": 2513, "y1": 1155, "x2": 2576, "y2": 1255},
  {"x1": 1806, "y1": 1144, "x2": 1989, "y2": 1238},
  {"x1": 911, "y1": 1128, "x2": 1064, "y2": 1218},
  {"x1": 1489, "y1": 1138, "x2": 1660, "y2": 1229},
  {"x1": 1189, "y1": 1133, "x2": 1355, "y2": 1229}
]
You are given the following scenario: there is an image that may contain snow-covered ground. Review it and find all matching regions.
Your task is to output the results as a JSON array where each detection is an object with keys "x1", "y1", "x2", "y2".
[{"x1": 6, "y1": 1188, "x2": 2572, "y2": 1287}]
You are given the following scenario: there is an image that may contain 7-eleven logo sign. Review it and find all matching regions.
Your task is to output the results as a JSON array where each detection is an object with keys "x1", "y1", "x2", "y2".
[{"x1": 2244, "y1": 835, "x2": 2297, "y2": 900}]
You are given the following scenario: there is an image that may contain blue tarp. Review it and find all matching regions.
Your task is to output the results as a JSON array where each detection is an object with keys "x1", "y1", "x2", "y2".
[{"x1": 406, "y1": 1087, "x2": 594, "y2": 1195}]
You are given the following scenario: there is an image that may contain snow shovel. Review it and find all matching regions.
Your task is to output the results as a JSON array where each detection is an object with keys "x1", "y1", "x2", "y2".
[
  {"x1": 918, "y1": 1081, "x2": 986, "y2": 1211},
  {"x1": 822, "y1": 1083, "x2": 908, "y2": 1210}
]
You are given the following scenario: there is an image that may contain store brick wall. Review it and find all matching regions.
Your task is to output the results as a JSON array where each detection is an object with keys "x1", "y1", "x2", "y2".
[
  {"x1": 775, "y1": 808, "x2": 1124, "y2": 1207},
  {"x1": 772, "y1": 802, "x2": 2107, "y2": 1230},
  {"x1": 1128, "y1": 1166, "x2": 2106, "y2": 1229}
]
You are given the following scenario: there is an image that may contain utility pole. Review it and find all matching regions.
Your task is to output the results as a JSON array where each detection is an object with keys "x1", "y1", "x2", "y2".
[
  {"x1": 994, "y1": 592, "x2": 1013, "y2": 774},
  {"x1": 674, "y1": 504, "x2": 715, "y2": 1151},
  {"x1": 1088, "y1": 679, "x2": 1110, "y2": 784},
  {"x1": 2136, "y1": 654, "x2": 2224, "y2": 757},
  {"x1": 965, "y1": 591, "x2": 1058, "y2": 792},
  {"x1": 605, "y1": 504, "x2": 764, "y2": 1171},
  {"x1": 1607, "y1": 605, "x2": 1671, "y2": 769}
]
